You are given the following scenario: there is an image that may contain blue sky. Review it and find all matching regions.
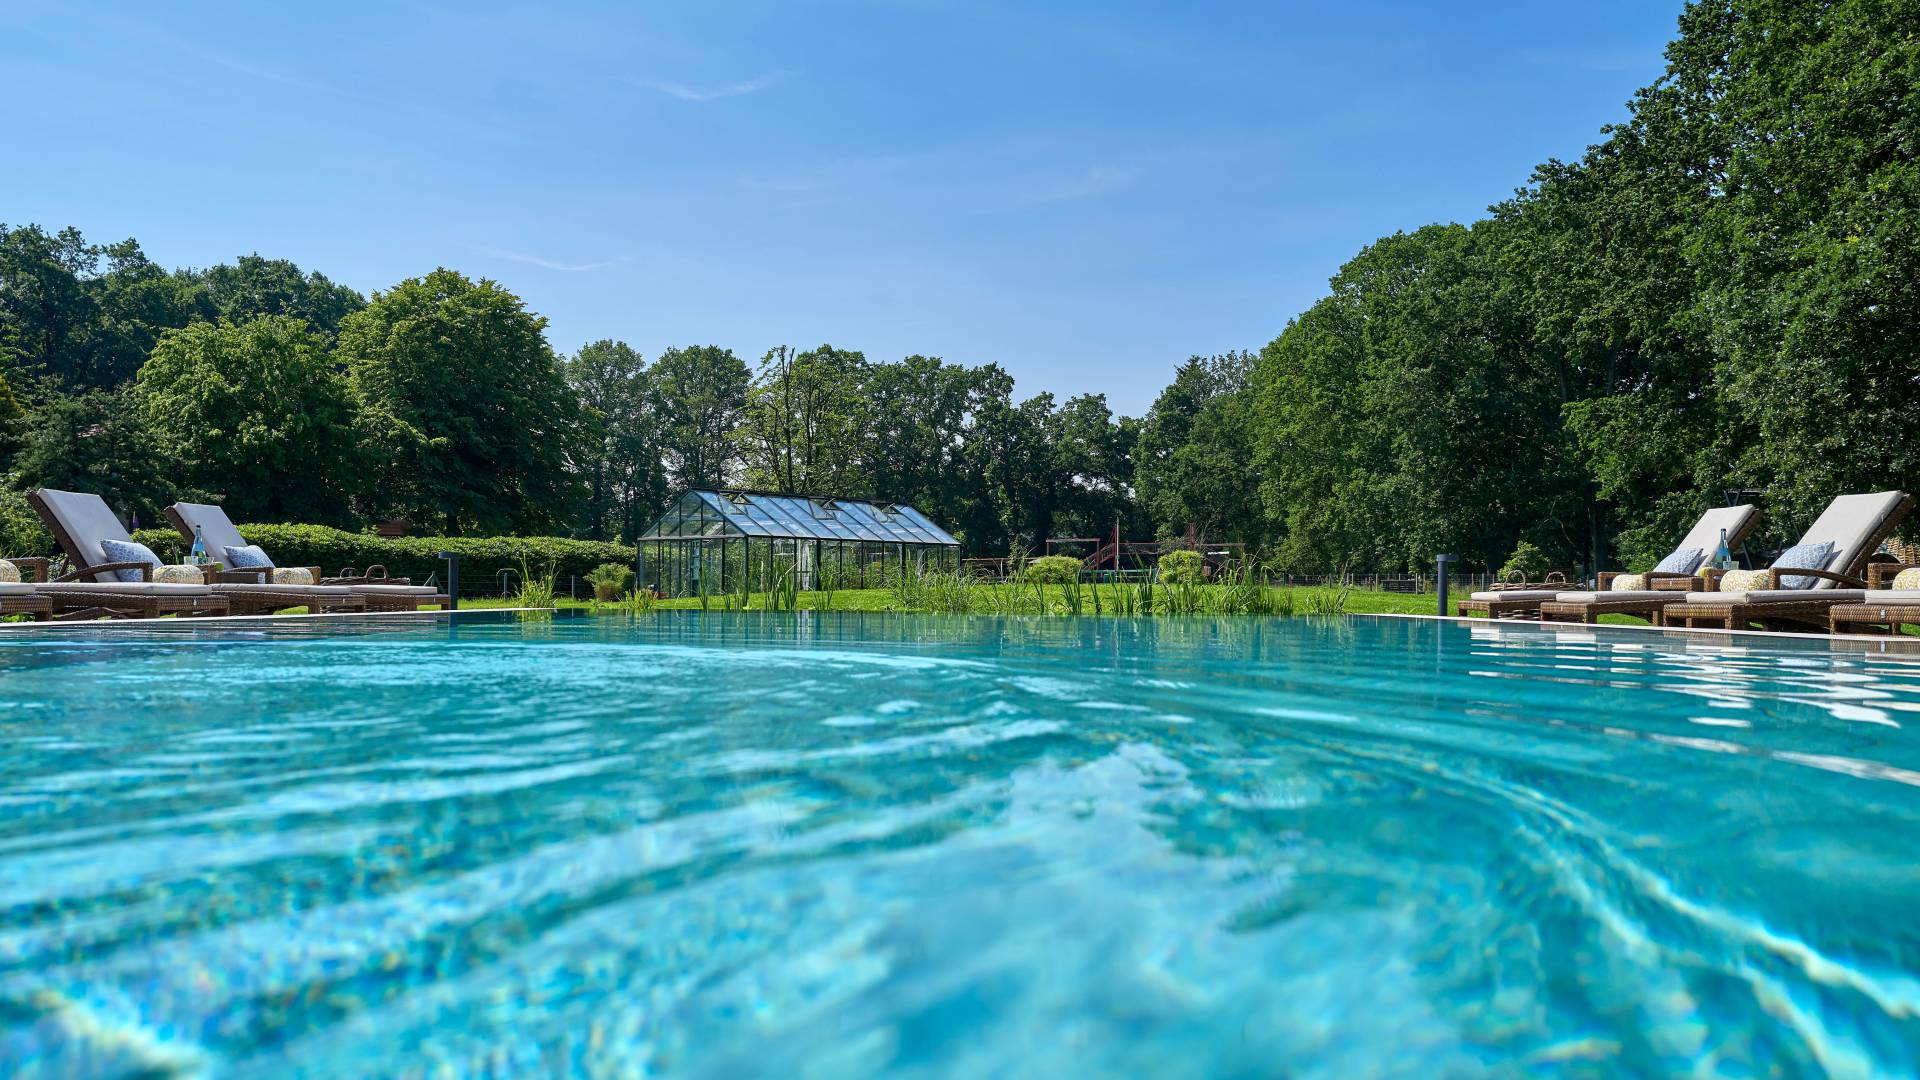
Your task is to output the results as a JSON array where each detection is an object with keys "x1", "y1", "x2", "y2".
[{"x1": 4, "y1": 1, "x2": 1681, "y2": 414}]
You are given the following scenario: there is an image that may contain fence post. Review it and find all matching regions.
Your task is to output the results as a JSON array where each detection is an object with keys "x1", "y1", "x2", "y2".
[
  {"x1": 439, "y1": 551, "x2": 461, "y2": 611},
  {"x1": 1435, "y1": 554, "x2": 1457, "y2": 617}
]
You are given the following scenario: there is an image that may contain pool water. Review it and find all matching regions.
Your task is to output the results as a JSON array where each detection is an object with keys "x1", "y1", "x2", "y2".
[{"x1": 5, "y1": 612, "x2": 1920, "y2": 1077}]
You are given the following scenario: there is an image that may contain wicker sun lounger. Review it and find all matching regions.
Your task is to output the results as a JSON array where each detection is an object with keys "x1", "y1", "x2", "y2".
[
  {"x1": 1464, "y1": 504, "x2": 1759, "y2": 623},
  {"x1": 1662, "y1": 491, "x2": 1914, "y2": 632},
  {"x1": 1830, "y1": 590, "x2": 1920, "y2": 635},
  {"x1": 166, "y1": 501, "x2": 449, "y2": 612},
  {"x1": 5, "y1": 554, "x2": 229, "y2": 621},
  {"x1": 28, "y1": 488, "x2": 341, "y2": 617},
  {"x1": 0, "y1": 561, "x2": 53, "y2": 621}
]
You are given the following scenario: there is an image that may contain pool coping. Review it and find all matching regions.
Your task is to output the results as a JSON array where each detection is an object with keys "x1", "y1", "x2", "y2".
[
  {"x1": 1364, "y1": 611, "x2": 1920, "y2": 650},
  {"x1": 0, "y1": 608, "x2": 550, "y2": 632}
]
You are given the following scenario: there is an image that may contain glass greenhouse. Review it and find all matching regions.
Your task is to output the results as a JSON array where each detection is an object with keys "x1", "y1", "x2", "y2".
[{"x1": 636, "y1": 489, "x2": 962, "y2": 597}]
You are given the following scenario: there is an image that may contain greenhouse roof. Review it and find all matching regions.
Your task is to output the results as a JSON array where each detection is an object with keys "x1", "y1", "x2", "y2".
[{"x1": 638, "y1": 489, "x2": 961, "y2": 546}]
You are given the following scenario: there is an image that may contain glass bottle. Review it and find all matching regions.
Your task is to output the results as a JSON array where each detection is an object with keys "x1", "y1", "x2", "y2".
[
  {"x1": 190, "y1": 525, "x2": 207, "y2": 566},
  {"x1": 1714, "y1": 528, "x2": 1732, "y2": 571}
]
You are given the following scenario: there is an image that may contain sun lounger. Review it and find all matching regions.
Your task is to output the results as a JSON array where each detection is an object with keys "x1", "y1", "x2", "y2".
[
  {"x1": 165, "y1": 501, "x2": 449, "y2": 612},
  {"x1": 28, "y1": 488, "x2": 352, "y2": 616},
  {"x1": 1463, "y1": 504, "x2": 1759, "y2": 622},
  {"x1": 1662, "y1": 491, "x2": 1914, "y2": 631},
  {"x1": 0, "y1": 558, "x2": 53, "y2": 621}
]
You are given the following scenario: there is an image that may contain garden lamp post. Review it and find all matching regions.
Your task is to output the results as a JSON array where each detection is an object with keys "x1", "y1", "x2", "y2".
[{"x1": 1435, "y1": 554, "x2": 1458, "y2": 617}]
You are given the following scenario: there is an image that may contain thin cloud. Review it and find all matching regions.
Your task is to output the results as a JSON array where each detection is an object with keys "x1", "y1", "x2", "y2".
[
  {"x1": 627, "y1": 71, "x2": 789, "y2": 103},
  {"x1": 487, "y1": 251, "x2": 634, "y2": 273}
]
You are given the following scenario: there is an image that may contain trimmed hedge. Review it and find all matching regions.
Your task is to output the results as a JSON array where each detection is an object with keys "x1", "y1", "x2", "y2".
[{"x1": 131, "y1": 523, "x2": 635, "y2": 594}]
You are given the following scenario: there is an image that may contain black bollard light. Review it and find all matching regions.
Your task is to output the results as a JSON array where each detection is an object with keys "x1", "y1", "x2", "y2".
[
  {"x1": 1435, "y1": 553, "x2": 1458, "y2": 617},
  {"x1": 439, "y1": 551, "x2": 461, "y2": 611}
]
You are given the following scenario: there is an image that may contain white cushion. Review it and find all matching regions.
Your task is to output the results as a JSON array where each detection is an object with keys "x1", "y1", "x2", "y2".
[
  {"x1": 207, "y1": 583, "x2": 355, "y2": 595},
  {"x1": 1684, "y1": 589, "x2": 1866, "y2": 605},
  {"x1": 1860, "y1": 590, "x2": 1920, "y2": 602},
  {"x1": 1469, "y1": 590, "x2": 1558, "y2": 601},
  {"x1": 169, "y1": 502, "x2": 251, "y2": 560},
  {"x1": 34, "y1": 488, "x2": 135, "y2": 577},
  {"x1": 353, "y1": 584, "x2": 440, "y2": 595},
  {"x1": 1552, "y1": 590, "x2": 1672, "y2": 604},
  {"x1": 37, "y1": 581, "x2": 213, "y2": 595},
  {"x1": 0, "y1": 582, "x2": 39, "y2": 595},
  {"x1": 1797, "y1": 491, "x2": 1908, "y2": 589},
  {"x1": 1674, "y1": 504, "x2": 1759, "y2": 562}
]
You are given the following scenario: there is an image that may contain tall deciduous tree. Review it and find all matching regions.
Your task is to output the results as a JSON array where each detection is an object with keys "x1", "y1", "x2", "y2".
[
  {"x1": 565, "y1": 339, "x2": 666, "y2": 542},
  {"x1": 184, "y1": 254, "x2": 366, "y2": 339},
  {"x1": 340, "y1": 269, "x2": 582, "y2": 534},
  {"x1": 137, "y1": 317, "x2": 362, "y2": 524},
  {"x1": 738, "y1": 344, "x2": 867, "y2": 494},
  {"x1": 651, "y1": 344, "x2": 749, "y2": 491}
]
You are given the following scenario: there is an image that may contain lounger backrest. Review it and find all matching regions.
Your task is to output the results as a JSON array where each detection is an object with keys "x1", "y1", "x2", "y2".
[
  {"x1": 166, "y1": 503, "x2": 248, "y2": 560},
  {"x1": 28, "y1": 488, "x2": 134, "y2": 580},
  {"x1": 1794, "y1": 490, "x2": 1913, "y2": 588},
  {"x1": 1673, "y1": 504, "x2": 1759, "y2": 561}
]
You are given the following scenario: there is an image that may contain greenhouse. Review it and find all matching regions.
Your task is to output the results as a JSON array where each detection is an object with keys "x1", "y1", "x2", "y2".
[{"x1": 635, "y1": 489, "x2": 962, "y2": 597}]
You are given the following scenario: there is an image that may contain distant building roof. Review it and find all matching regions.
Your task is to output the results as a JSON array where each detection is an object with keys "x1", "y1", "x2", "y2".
[{"x1": 638, "y1": 489, "x2": 960, "y2": 546}]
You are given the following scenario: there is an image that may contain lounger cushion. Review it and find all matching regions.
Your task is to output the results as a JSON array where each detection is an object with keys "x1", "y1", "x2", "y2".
[
  {"x1": 206, "y1": 583, "x2": 355, "y2": 595},
  {"x1": 1771, "y1": 541, "x2": 1835, "y2": 590},
  {"x1": 0, "y1": 582, "x2": 37, "y2": 594},
  {"x1": 1859, "y1": 590, "x2": 1920, "y2": 602},
  {"x1": 1610, "y1": 574, "x2": 1647, "y2": 591},
  {"x1": 354, "y1": 584, "x2": 440, "y2": 596},
  {"x1": 226, "y1": 543, "x2": 275, "y2": 570},
  {"x1": 1553, "y1": 590, "x2": 1672, "y2": 604},
  {"x1": 1684, "y1": 589, "x2": 1865, "y2": 605},
  {"x1": 1799, "y1": 491, "x2": 1909, "y2": 589},
  {"x1": 1468, "y1": 590, "x2": 1558, "y2": 602},
  {"x1": 36, "y1": 581, "x2": 213, "y2": 595},
  {"x1": 1894, "y1": 569, "x2": 1920, "y2": 590},
  {"x1": 152, "y1": 564, "x2": 207, "y2": 584},
  {"x1": 35, "y1": 488, "x2": 136, "y2": 579},
  {"x1": 1675, "y1": 505, "x2": 1759, "y2": 564},
  {"x1": 1718, "y1": 568, "x2": 1771, "y2": 593}
]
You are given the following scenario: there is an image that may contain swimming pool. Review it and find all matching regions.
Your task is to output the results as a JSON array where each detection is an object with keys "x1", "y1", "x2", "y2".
[{"x1": 4, "y1": 611, "x2": 1920, "y2": 1076}]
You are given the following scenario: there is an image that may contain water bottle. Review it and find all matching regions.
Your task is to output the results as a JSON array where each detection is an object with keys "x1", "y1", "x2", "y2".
[
  {"x1": 190, "y1": 525, "x2": 207, "y2": 566},
  {"x1": 1714, "y1": 528, "x2": 1732, "y2": 570}
]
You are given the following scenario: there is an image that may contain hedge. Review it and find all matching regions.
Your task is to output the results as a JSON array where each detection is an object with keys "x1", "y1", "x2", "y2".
[{"x1": 131, "y1": 524, "x2": 635, "y2": 594}]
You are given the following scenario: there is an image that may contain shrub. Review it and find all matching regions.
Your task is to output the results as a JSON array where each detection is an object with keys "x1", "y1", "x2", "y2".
[
  {"x1": 0, "y1": 486, "x2": 51, "y2": 558},
  {"x1": 1158, "y1": 549, "x2": 1206, "y2": 584},
  {"x1": 131, "y1": 522, "x2": 634, "y2": 593},
  {"x1": 1498, "y1": 540, "x2": 1550, "y2": 581},
  {"x1": 1021, "y1": 554, "x2": 1082, "y2": 585}
]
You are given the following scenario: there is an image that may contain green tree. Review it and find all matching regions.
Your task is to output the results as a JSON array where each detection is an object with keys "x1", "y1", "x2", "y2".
[
  {"x1": 738, "y1": 344, "x2": 867, "y2": 494},
  {"x1": 651, "y1": 344, "x2": 749, "y2": 491},
  {"x1": 565, "y1": 339, "x2": 666, "y2": 541},
  {"x1": 11, "y1": 387, "x2": 175, "y2": 523},
  {"x1": 340, "y1": 269, "x2": 583, "y2": 534},
  {"x1": 185, "y1": 254, "x2": 366, "y2": 339},
  {"x1": 137, "y1": 317, "x2": 363, "y2": 524},
  {"x1": 1135, "y1": 353, "x2": 1264, "y2": 548}
]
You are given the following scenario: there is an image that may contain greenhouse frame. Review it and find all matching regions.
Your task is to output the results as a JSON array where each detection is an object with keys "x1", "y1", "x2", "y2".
[{"x1": 635, "y1": 489, "x2": 962, "y2": 597}]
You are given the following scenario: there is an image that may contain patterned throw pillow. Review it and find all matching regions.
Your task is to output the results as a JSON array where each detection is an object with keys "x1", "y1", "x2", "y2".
[
  {"x1": 1771, "y1": 541, "x2": 1836, "y2": 590},
  {"x1": 1652, "y1": 547, "x2": 1704, "y2": 576},
  {"x1": 225, "y1": 544, "x2": 276, "y2": 570},
  {"x1": 153, "y1": 564, "x2": 206, "y2": 584},
  {"x1": 0, "y1": 560, "x2": 18, "y2": 584},
  {"x1": 99, "y1": 538, "x2": 164, "y2": 583},
  {"x1": 1719, "y1": 568, "x2": 1772, "y2": 593},
  {"x1": 1894, "y1": 567, "x2": 1920, "y2": 591},
  {"x1": 271, "y1": 567, "x2": 315, "y2": 585},
  {"x1": 1610, "y1": 574, "x2": 1647, "y2": 592}
]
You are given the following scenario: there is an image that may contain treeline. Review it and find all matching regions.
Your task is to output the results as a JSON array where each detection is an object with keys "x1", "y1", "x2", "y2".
[
  {"x1": 3, "y1": 0, "x2": 1915, "y2": 571},
  {"x1": 0, "y1": 233, "x2": 1142, "y2": 556}
]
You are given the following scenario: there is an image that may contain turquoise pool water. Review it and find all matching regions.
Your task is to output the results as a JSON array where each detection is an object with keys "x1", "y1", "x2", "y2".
[{"x1": 4, "y1": 612, "x2": 1920, "y2": 1077}]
